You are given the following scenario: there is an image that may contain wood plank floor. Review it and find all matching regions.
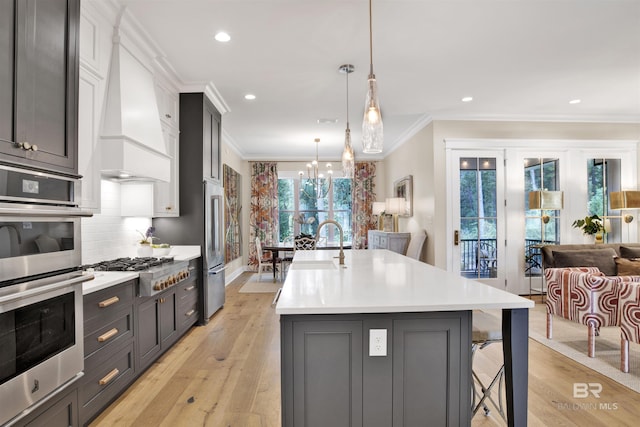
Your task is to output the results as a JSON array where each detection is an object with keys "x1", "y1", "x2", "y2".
[{"x1": 91, "y1": 273, "x2": 640, "y2": 426}]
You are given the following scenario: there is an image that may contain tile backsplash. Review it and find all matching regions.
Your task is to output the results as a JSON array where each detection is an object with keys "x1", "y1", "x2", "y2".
[{"x1": 81, "y1": 180, "x2": 151, "y2": 264}]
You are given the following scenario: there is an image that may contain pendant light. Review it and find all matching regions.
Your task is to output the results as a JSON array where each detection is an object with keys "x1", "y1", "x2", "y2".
[
  {"x1": 339, "y1": 64, "x2": 355, "y2": 178},
  {"x1": 362, "y1": 0, "x2": 383, "y2": 154},
  {"x1": 299, "y1": 138, "x2": 333, "y2": 199}
]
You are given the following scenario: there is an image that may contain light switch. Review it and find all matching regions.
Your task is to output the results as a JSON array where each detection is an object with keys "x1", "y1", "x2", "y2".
[{"x1": 369, "y1": 329, "x2": 387, "y2": 357}]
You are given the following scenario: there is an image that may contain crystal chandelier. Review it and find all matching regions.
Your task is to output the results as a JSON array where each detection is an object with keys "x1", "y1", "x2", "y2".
[
  {"x1": 339, "y1": 64, "x2": 355, "y2": 178},
  {"x1": 299, "y1": 138, "x2": 333, "y2": 199},
  {"x1": 362, "y1": 0, "x2": 383, "y2": 153}
]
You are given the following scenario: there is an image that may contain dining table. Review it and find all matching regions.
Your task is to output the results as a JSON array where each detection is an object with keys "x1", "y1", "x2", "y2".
[{"x1": 262, "y1": 241, "x2": 353, "y2": 281}]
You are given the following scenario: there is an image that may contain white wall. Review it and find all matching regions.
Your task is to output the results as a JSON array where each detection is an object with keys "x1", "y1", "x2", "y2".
[
  {"x1": 82, "y1": 180, "x2": 152, "y2": 264},
  {"x1": 221, "y1": 141, "x2": 251, "y2": 282}
]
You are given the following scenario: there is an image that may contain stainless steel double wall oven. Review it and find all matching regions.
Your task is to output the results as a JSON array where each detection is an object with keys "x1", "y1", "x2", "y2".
[{"x1": 0, "y1": 164, "x2": 93, "y2": 425}]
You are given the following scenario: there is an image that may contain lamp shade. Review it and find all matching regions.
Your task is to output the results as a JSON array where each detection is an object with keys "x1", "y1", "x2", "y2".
[
  {"x1": 610, "y1": 191, "x2": 640, "y2": 210},
  {"x1": 372, "y1": 202, "x2": 386, "y2": 215},
  {"x1": 528, "y1": 190, "x2": 564, "y2": 210},
  {"x1": 385, "y1": 197, "x2": 405, "y2": 215}
]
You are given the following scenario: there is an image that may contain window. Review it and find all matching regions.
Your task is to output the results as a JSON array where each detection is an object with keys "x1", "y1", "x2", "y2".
[
  {"x1": 588, "y1": 158, "x2": 622, "y2": 242},
  {"x1": 278, "y1": 177, "x2": 352, "y2": 244}
]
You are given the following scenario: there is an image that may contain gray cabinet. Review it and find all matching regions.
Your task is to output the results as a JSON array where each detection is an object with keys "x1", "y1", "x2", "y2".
[
  {"x1": 368, "y1": 231, "x2": 411, "y2": 255},
  {"x1": 176, "y1": 263, "x2": 199, "y2": 333},
  {"x1": 13, "y1": 387, "x2": 79, "y2": 427},
  {"x1": 136, "y1": 287, "x2": 178, "y2": 372},
  {"x1": 79, "y1": 279, "x2": 136, "y2": 425},
  {"x1": 0, "y1": 0, "x2": 79, "y2": 174},
  {"x1": 179, "y1": 92, "x2": 221, "y2": 182},
  {"x1": 281, "y1": 311, "x2": 471, "y2": 427}
]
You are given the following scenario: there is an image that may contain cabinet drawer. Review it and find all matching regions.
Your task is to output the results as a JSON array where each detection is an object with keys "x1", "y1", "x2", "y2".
[
  {"x1": 84, "y1": 280, "x2": 135, "y2": 323},
  {"x1": 176, "y1": 278, "x2": 197, "y2": 303},
  {"x1": 84, "y1": 308, "x2": 133, "y2": 357},
  {"x1": 178, "y1": 297, "x2": 198, "y2": 331},
  {"x1": 80, "y1": 340, "x2": 135, "y2": 423},
  {"x1": 378, "y1": 236, "x2": 388, "y2": 247}
]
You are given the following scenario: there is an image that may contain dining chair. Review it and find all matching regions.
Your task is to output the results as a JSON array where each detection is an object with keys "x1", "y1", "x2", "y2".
[
  {"x1": 405, "y1": 230, "x2": 427, "y2": 260},
  {"x1": 280, "y1": 237, "x2": 294, "y2": 281},
  {"x1": 294, "y1": 236, "x2": 317, "y2": 251},
  {"x1": 255, "y1": 236, "x2": 278, "y2": 282}
]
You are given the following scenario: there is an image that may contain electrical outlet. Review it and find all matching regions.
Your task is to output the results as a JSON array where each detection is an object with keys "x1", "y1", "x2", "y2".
[{"x1": 369, "y1": 329, "x2": 387, "y2": 357}]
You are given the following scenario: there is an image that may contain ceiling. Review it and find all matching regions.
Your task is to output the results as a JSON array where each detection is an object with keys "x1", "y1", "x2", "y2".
[{"x1": 117, "y1": 0, "x2": 640, "y2": 161}]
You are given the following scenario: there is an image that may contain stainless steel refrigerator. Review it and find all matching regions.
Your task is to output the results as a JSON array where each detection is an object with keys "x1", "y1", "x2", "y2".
[{"x1": 154, "y1": 178, "x2": 225, "y2": 323}]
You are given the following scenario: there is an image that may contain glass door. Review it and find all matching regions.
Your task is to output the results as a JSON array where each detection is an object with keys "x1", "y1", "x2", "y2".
[{"x1": 450, "y1": 151, "x2": 505, "y2": 288}]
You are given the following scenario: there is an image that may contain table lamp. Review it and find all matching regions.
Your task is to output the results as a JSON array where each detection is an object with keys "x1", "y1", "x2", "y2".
[
  {"x1": 610, "y1": 190, "x2": 640, "y2": 241},
  {"x1": 528, "y1": 190, "x2": 564, "y2": 243},
  {"x1": 372, "y1": 201, "x2": 386, "y2": 230},
  {"x1": 385, "y1": 197, "x2": 405, "y2": 232}
]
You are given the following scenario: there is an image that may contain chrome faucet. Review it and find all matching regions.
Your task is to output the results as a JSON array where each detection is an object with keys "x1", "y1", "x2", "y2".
[{"x1": 316, "y1": 219, "x2": 345, "y2": 265}]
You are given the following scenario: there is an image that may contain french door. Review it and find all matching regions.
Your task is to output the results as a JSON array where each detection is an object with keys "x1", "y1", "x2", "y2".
[{"x1": 448, "y1": 150, "x2": 506, "y2": 289}]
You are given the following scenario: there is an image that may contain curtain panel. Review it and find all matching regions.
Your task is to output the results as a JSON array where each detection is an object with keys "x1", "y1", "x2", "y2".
[
  {"x1": 352, "y1": 161, "x2": 377, "y2": 249},
  {"x1": 223, "y1": 164, "x2": 242, "y2": 264},
  {"x1": 249, "y1": 162, "x2": 279, "y2": 268}
]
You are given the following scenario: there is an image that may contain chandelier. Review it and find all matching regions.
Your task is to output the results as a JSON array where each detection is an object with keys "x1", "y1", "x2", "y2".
[
  {"x1": 339, "y1": 64, "x2": 355, "y2": 178},
  {"x1": 299, "y1": 138, "x2": 333, "y2": 199},
  {"x1": 362, "y1": 0, "x2": 383, "y2": 153}
]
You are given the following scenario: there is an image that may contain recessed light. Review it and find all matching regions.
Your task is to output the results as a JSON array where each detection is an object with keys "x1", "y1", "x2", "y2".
[
  {"x1": 461, "y1": 96, "x2": 473, "y2": 103},
  {"x1": 244, "y1": 94, "x2": 256, "y2": 100},
  {"x1": 317, "y1": 118, "x2": 338, "y2": 124},
  {"x1": 214, "y1": 32, "x2": 231, "y2": 42},
  {"x1": 569, "y1": 99, "x2": 581, "y2": 104}
]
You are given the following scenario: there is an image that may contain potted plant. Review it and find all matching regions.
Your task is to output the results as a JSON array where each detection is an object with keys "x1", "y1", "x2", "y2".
[
  {"x1": 572, "y1": 215, "x2": 605, "y2": 243},
  {"x1": 137, "y1": 226, "x2": 156, "y2": 256}
]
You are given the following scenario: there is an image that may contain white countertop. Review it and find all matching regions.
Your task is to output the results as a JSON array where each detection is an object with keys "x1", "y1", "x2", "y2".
[
  {"x1": 275, "y1": 249, "x2": 534, "y2": 315},
  {"x1": 82, "y1": 245, "x2": 201, "y2": 295}
]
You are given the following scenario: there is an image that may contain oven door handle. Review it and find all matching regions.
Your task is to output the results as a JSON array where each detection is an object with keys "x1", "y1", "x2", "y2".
[
  {"x1": 0, "y1": 273, "x2": 93, "y2": 305},
  {"x1": 0, "y1": 206, "x2": 94, "y2": 217}
]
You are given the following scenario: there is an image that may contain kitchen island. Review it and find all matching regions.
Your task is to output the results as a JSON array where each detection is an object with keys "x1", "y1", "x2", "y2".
[{"x1": 275, "y1": 249, "x2": 533, "y2": 427}]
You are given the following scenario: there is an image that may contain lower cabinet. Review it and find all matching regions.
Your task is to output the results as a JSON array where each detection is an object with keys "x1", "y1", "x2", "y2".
[
  {"x1": 14, "y1": 386, "x2": 79, "y2": 427},
  {"x1": 79, "y1": 279, "x2": 136, "y2": 425},
  {"x1": 368, "y1": 231, "x2": 411, "y2": 255},
  {"x1": 280, "y1": 311, "x2": 472, "y2": 427},
  {"x1": 136, "y1": 288, "x2": 179, "y2": 372}
]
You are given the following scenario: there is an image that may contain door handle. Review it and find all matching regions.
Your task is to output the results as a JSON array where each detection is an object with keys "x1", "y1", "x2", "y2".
[{"x1": 454, "y1": 230, "x2": 459, "y2": 246}]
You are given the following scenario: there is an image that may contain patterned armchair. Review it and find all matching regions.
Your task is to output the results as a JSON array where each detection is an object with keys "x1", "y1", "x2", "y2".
[
  {"x1": 545, "y1": 267, "x2": 635, "y2": 357},
  {"x1": 618, "y1": 281, "x2": 640, "y2": 372}
]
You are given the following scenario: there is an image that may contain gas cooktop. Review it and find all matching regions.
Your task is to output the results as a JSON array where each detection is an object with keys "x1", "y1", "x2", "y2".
[{"x1": 82, "y1": 257, "x2": 175, "y2": 272}]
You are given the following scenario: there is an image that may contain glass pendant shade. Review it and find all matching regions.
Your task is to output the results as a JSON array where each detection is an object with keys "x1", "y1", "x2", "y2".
[
  {"x1": 342, "y1": 127, "x2": 355, "y2": 178},
  {"x1": 362, "y1": 76, "x2": 383, "y2": 153}
]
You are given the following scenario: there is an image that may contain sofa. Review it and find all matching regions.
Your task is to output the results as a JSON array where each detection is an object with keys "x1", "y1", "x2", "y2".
[{"x1": 541, "y1": 243, "x2": 640, "y2": 275}]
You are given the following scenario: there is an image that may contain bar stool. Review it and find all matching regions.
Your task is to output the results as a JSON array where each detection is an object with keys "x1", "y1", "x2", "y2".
[{"x1": 472, "y1": 310, "x2": 506, "y2": 423}]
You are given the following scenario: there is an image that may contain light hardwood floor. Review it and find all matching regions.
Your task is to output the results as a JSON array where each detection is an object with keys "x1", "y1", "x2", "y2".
[{"x1": 91, "y1": 273, "x2": 640, "y2": 426}]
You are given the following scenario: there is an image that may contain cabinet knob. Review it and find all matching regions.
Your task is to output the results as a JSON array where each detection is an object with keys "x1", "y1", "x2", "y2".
[
  {"x1": 165, "y1": 113, "x2": 172, "y2": 119},
  {"x1": 16, "y1": 142, "x2": 38, "y2": 152}
]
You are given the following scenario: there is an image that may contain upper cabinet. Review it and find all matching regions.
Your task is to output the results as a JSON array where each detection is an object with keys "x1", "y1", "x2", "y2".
[
  {"x1": 153, "y1": 123, "x2": 179, "y2": 217},
  {"x1": 0, "y1": 0, "x2": 80, "y2": 175},
  {"x1": 155, "y1": 82, "x2": 179, "y2": 129},
  {"x1": 180, "y1": 93, "x2": 222, "y2": 182}
]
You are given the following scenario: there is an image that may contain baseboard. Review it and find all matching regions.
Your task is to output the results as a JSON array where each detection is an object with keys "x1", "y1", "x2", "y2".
[{"x1": 225, "y1": 265, "x2": 250, "y2": 286}]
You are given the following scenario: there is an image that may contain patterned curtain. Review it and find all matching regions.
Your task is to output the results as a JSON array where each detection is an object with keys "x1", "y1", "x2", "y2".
[
  {"x1": 249, "y1": 162, "x2": 279, "y2": 268},
  {"x1": 352, "y1": 161, "x2": 377, "y2": 249}
]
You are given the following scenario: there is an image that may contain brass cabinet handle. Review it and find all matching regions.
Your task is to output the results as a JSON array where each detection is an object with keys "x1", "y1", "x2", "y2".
[
  {"x1": 97, "y1": 328, "x2": 118, "y2": 342},
  {"x1": 98, "y1": 296, "x2": 120, "y2": 308},
  {"x1": 16, "y1": 141, "x2": 38, "y2": 151},
  {"x1": 185, "y1": 309, "x2": 195, "y2": 317},
  {"x1": 185, "y1": 285, "x2": 195, "y2": 291},
  {"x1": 99, "y1": 368, "x2": 120, "y2": 386}
]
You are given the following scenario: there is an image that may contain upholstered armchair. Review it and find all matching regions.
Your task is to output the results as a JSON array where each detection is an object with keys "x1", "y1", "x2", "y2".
[
  {"x1": 545, "y1": 267, "x2": 633, "y2": 357},
  {"x1": 618, "y1": 281, "x2": 640, "y2": 372}
]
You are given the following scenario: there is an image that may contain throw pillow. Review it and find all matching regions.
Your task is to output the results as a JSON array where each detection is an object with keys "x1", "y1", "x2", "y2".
[
  {"x1": 552, "y1": 248, "x2": 618, "y2": 276},
  {"x1": 615, "y1": 257, "x2": 640, "y2": 276},
  {"x1": 620, "y1": 246, "x2": 640, "y2": 259}
]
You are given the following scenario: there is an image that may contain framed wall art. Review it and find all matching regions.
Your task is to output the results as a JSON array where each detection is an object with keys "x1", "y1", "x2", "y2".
[{"x1": 394, "y1": 175, "x2": 413, "y2": 217}]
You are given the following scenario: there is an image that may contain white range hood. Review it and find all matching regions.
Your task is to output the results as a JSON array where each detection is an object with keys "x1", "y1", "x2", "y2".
[{"x1": 100, "y1": 40, "x2": 170, "y2": 182}]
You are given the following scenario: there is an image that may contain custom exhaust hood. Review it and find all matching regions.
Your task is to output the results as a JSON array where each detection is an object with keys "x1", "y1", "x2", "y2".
[{"x1": 100, "y1": 40, "x2": 170, "y2": 182}]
